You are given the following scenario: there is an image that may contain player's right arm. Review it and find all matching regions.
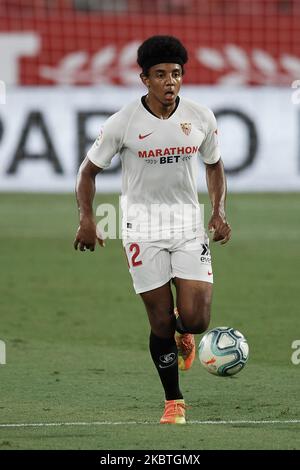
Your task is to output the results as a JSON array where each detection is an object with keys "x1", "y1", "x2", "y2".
[
  {"x1": 74, "y1": 157, "x2": 104, "y2": 251},
  {"x1": 74, "y1": 106, "x2": 127, "y2": 251}
]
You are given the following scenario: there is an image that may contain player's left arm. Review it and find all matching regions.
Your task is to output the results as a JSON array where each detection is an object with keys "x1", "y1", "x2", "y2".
[{"x1": 205, "y1": 158, "x2": 231, "y2": 245}]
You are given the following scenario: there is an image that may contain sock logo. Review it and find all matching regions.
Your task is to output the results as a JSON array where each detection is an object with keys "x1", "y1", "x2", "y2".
[{"x1": 159, "y1": 352, "x2": 176, "y2": 368}]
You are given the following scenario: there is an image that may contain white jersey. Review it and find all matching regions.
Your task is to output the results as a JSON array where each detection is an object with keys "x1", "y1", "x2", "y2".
[{"x1": 87, "y1": 96, "x2": 220, "y2": 241}]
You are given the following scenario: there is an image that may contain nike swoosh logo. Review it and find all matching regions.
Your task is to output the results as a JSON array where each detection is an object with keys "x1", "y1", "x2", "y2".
[
  {"x1": 139, "y1": 132, "x2": 153, "y2": 140},
  {"x1": 208, "y1": 271, "x2": 213, "y2": 276},
  {"x1": 158, "y1": 362, "x2": 176, "y2": 369}
]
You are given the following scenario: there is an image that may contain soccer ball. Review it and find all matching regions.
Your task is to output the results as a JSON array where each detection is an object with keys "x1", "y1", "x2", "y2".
[{"x1": 198, "y1": 327, "x2": 249, "y2": 376}]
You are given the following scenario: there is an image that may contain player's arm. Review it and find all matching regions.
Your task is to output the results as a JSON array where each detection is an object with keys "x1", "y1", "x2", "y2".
[
  {"x1": 205, "y1": 158, "x2": 231, "y2": 245},
  {"x1": 74, "y1": 157, "x2": 104, "y2": 251},
  {"x1": 74, "y1": 109, "x2": 123, "y2": 251}
]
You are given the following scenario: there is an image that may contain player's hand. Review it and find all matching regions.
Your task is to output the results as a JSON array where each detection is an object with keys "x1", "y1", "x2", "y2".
[
  {"x1": 208, "y1": 213, "x2": 231, "y2": 245},
  {"x1": 73, "y1": 218, "x2": 105, "y2": 251}
]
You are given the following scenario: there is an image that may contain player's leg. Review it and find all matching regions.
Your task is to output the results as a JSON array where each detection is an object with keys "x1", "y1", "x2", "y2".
[
  {"x1": 140, "y1": 282, "x2": 180, "y2": 397},
  {"x1": 174, "y1": 278, "x2": 212, "y2": 334},
  {"x1": 174, "y1": 279, "x2": 212, "y2": 371},
  {"x1": 140, "y1": 281, "x2": 175, "y2": 338},
  {"x1": 123, "y1": 241, "x2": 186, "y2": 423},
  {"x1": 140, "y1": 283, "x2": 186, "y2": 424},
  {"x1": 171, "y1": 237, "x2": 214, "y2": 370}
]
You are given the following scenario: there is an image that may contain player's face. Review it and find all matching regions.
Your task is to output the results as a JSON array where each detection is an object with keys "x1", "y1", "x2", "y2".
[{"x1": 142, "y1": 63, "x2": 183, "y2": 106}]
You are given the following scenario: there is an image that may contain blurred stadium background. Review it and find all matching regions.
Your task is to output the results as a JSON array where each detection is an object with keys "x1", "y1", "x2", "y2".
[
  {"x1": 1, "y1": 0, "x2": 300, "y2": 191},
  {"x1": 0, "y1": 0, "x2": 300, "y2": 451}
]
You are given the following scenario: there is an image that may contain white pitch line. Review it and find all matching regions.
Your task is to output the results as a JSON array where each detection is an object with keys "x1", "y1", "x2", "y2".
[
  {"x1": 0, "y1": 419, "x2": 300, "y2": 428},
  {"x1": 189, "y1": 420, "x2": 300, "y2": 425}
]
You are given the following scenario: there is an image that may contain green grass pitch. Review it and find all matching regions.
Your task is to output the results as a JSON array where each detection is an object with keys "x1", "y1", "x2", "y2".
[{"x1": 0, "y1": 192, "x2": 299, "y2": 450}]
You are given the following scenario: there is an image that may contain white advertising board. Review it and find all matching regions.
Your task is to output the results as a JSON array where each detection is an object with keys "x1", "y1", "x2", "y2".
[{"x1": 0, "y1": 85, "x2": 299, "y2": 192}]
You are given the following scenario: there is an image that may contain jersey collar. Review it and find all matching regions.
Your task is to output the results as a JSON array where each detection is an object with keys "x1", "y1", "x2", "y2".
[{"x1": 141, "y1": 95, "x2": 180, "y2": 120}]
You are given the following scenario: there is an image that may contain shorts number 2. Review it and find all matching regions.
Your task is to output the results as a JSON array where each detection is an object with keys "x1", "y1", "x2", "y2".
[{"x1": 129, "y1": 243, "x2": 143, "y2": 267}]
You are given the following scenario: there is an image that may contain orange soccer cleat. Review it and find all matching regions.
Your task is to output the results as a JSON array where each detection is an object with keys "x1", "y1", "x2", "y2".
[
  {"x1": 160, "y1": 399, "x2": 186, "y2": 424},
  {"x1": 174, "y1": 308, "x2": 196, "y2": 371}
]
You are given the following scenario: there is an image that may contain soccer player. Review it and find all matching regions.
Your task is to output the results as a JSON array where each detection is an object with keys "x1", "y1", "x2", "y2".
[{"x1": 74, "y1": 36, "x2": 231, "y2": 424}]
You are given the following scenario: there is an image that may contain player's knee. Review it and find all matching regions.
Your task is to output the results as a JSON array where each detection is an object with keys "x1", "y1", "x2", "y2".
[
  {"x1": 195, "y1": 313, "x2": 210, "y2": 334},
  {"x1": 181, "y1": 306, "x2": 211, "y2": 334},
  {"x1": 185, "y1": 316, "x2": 210, "y2": 334}
]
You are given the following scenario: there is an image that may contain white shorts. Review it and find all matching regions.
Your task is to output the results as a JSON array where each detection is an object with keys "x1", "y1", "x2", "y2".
[{"x1": 123, "y1": 236, "x2": 213, "y2": 294}]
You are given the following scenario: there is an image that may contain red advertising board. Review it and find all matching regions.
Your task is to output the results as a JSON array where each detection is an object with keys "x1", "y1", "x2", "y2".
[{"x1": 0, "y1": 12, "x2": 299, "y2": 85}]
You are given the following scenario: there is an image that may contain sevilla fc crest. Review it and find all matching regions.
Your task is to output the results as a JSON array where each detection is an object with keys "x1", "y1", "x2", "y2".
[{"x1": 180, "y1": 122, "x2": 192, "y2": 135}]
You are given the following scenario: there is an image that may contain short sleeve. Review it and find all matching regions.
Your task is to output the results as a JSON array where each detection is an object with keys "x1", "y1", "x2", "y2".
[
  {"x1": 87, "y1": 112, "x2": 123, "y2": 169},
  {"x1": 199, "y1": 109, "x2": 220, "y2": 165}
]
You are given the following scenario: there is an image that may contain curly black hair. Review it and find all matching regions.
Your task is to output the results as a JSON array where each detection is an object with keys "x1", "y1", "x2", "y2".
[{"x1": 137, "y1": 35, "x2": 188, "y2": 76}]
